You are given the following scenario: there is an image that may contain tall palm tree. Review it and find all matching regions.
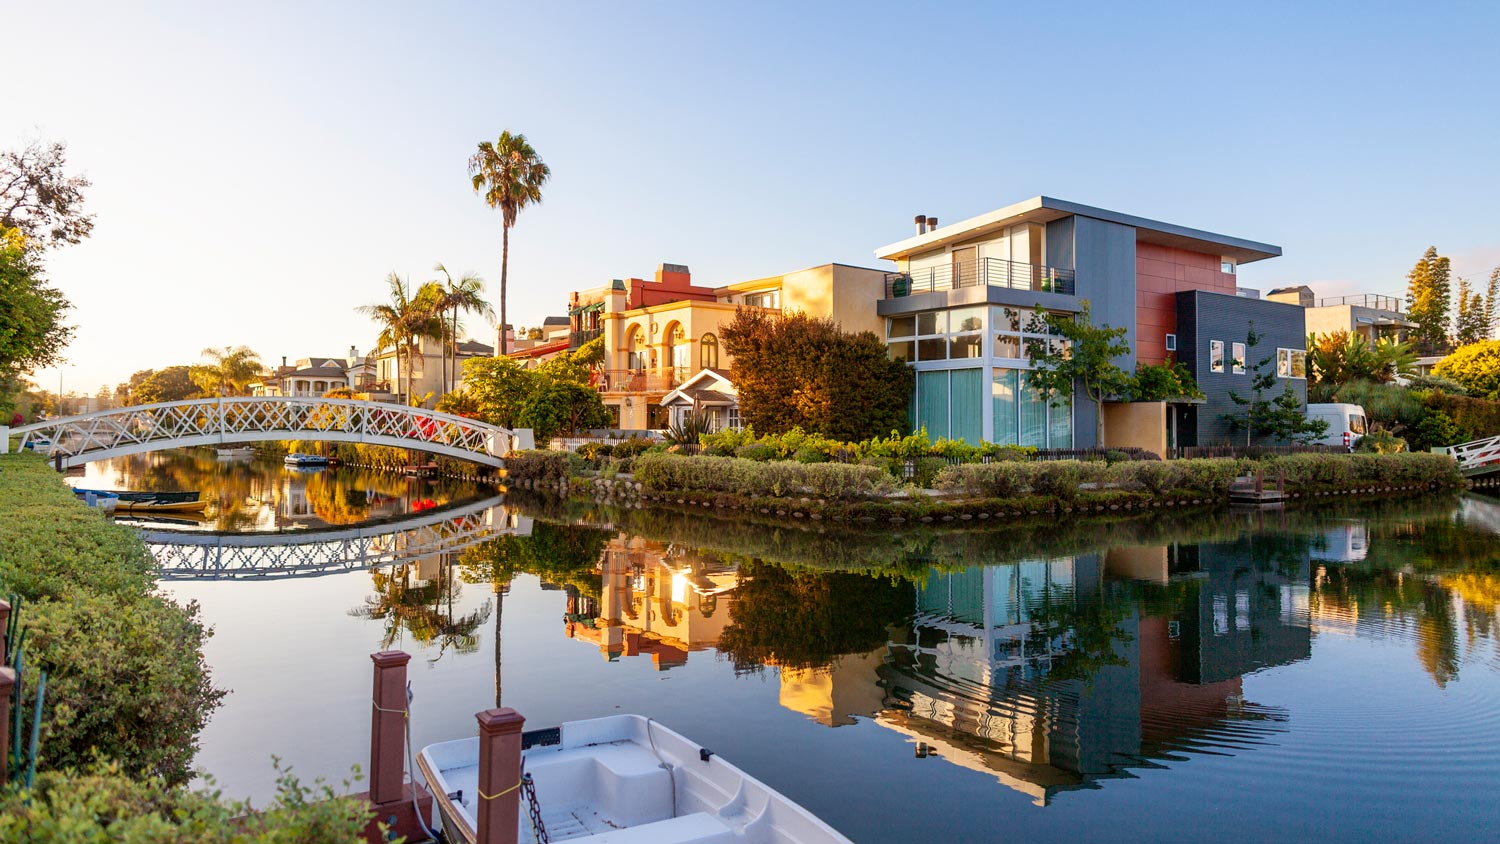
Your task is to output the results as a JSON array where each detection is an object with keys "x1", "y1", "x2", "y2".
[
  {"x1": 357, "y1": 274, "x2": 441, "y2": 403},
  {"x1": 469, "y1": 131, "x2": 550, "y2": 357},
  {"x1": 433, "y1": 263, "x2": 493, "y2": 394},
  {"x1": 197, "y1": 345, "x2": 263, "y2": 396}
]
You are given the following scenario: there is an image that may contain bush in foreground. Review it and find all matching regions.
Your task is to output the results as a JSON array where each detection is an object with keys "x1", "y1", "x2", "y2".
[{"x1": 634, "y1": 453, "x2": 895, "y2": 501}]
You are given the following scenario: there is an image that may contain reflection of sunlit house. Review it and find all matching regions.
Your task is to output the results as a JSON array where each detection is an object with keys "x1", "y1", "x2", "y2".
[
  {"x1": 565, "y1": 536, "x2": 737, "y2": 669},
  {"x1": 872, "y1": 545, "x2": 1308, "y2": 806},
  {"x1": 777, "y1": 649, "x2": 889, "y2": 728},
  {"x1": 1307, "y1": 522, "x2": 1369, "y2": 564}
]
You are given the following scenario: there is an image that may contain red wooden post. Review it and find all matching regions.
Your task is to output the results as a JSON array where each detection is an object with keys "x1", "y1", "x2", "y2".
[
  {"x1": 476, "y1": 708, "x2": 525, "y2": 844},
  {"x1": 0, "y1": 667, "x2": 14, "y2": 789},
  {"x1": 369, "y1": 650, "x2": 410, "y2": 805},
  {"x1": 0, "y1": 599, "x2": 9, "y2": 664}
]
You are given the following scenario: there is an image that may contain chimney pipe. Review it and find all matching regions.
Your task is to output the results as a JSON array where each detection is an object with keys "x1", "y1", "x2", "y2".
[
  {"x1": 926, "y1": 216, "x2": 938, "y2": 231},
  {"x1": 914, "y1": 214, "x2": 927, "y2": 236}
]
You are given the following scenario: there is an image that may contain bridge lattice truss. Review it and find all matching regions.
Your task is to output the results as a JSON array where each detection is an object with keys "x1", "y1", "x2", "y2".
[
  {"x1": 148, "y1": 497, "x2": 528, "y2": 580},
  {"x1": 2, "y1": 397, "x2": 515, "y2": 468}
]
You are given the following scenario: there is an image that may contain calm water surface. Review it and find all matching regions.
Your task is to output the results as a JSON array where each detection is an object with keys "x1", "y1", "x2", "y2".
[{"x1": 115, "y1": 451, "x2": 1500, "y2": 843}]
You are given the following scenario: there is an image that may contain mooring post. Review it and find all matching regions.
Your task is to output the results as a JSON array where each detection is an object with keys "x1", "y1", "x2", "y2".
[
  {"x1": 0, "y1": 598, "x2": 9, "y2": 664},
  {"x1": 369, "y1": 650, "x2": 410, "y2": 805},
  {"x1": 476, "y1": 708, "x2": 526, "y2": 844},
  {"x1": 0, "y1": 666, "x2": 14, "y2": 789}
]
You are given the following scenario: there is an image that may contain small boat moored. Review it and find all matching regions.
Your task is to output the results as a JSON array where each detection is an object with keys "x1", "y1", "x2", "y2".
[
  {"x1": 75, "y1": 489, "x2": 207, "y2": 513},
  {"x1": 418, "y1": 714, "x2": 854, "y2": 844},
  {"x1": 284, "y1": 452, "x2": 330, "y2": 466},
  {"x1": 74, "y1": 489, "x2": 119, "y2": 513},
  {"x1": 216, "y1": 446, "x2": 255, "y2": 459}
]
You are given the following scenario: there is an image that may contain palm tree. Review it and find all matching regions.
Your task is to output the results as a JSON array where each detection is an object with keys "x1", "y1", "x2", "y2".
[
  {"x1": 468, "y1": 132, "x2": 550, "y2": 357},
  {"x1": 433, "y1": 263, "x2": 493, "y2": 394},
  {"x1": 197, "y1": 345, "x2": 263, "y2": 396},
  {"x1": 357, "y1": 274, "x2": 441, "y2": 404}
]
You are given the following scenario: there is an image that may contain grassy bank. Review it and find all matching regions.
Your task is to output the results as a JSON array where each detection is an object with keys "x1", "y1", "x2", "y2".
[
  {"x1": 0, "y1": 454, "x2": 372, "y2": 838},
  {"x1": 516, "y1": 450, "x2": 1463, "y2": 524}
]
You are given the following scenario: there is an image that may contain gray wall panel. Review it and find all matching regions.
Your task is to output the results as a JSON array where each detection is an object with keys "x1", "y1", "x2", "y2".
[
  {"x1": 1176, "y1": 291, "x2": 1307, "y2": 446},
  {"x1": 1071, "y1": 216, "x2": 1138, "y2": 371}
]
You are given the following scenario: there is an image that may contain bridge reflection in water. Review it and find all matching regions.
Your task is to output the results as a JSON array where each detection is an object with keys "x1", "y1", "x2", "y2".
[{"x1": 147, "y1": 496, "x2": 527, "y2": 580}]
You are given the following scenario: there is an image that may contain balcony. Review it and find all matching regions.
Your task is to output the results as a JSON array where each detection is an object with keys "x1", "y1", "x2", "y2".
[
  {"x1": 601, "y1": 369, "x2": 675, "y2": 394},
  {"x1": 569, "y1": 327, "x2": 602, "y2": 349},
  {"x1": 886, "y1": 257, "x2": 1076, "y2": 298},
  {"x1": 1315, "y1": 294, "x2": 1404, "y2": 313}
]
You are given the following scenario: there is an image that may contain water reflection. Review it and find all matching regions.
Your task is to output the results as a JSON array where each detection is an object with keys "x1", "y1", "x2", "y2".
[{"x1": 76, "y1": 449, "x2": 495, "y2": 532}]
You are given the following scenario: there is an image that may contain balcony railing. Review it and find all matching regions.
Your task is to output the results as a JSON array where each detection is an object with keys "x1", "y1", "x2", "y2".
[
  {"x1": 569, "y1": 327, "x2": 602, "y2": 349},
  {"x1": 885, "y1": 257, "x2": 1076, "y2": 298},
  {"x1": 600, "y1": 369, "x2": 675, "y2": 394},
  {"x1": 1315, "y1": 294, "x2": 1404, "y2": 312}
]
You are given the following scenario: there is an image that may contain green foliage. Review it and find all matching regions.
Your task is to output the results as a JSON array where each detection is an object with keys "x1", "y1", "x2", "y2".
[
  {"x1": 1261, "y1": 383, "x2": 1329, "y2": 444},
  {"x1": 470, "y1": 130, "x2": 551, "y2": 356},
  {"x1": 1261, "y1": 452, "x2": 1459, "y2": 489},
  {"x1": 517, "y1": 380, "x2": 612, "y2": 440},
  {"x1": 608, "y1": 436, "x2": 656, "y2": 459},
  {"x1": 191, "y1": 345, "x2": 263, "y2": 397},
  {"x1": 1433, "y1": 339, "x2": 1500, "y2": 401},
  {"x1": 0, "y1": 140, "x2": 95, "y2": 249},
  {"x1": 1128, "y1": 359, "x2": 1204, "y2": 401},
  {"x1": 697, "y1": 425, "x2": 1033, "y2": 467},
  {"x1": 1026, "y1": 301, "x2": 1132, "y2": 443},
  {"x1": 1407, "y1": 246, "x2": 1453, "y2": 354},
  {"x1": 633, "y1": 453, "x2": 896, "y2": 501},
  {"x1": 1409, "y1": 409, "x2": 1463, "y2": 451},
  {"x1": 1332, "y1": 380, "x2": 1425, "y2": 434},
  {"x1": 1223, "y1": 325, "x2": 1325, "y2": 444},
  {"x1": 1308, "y1": 331, "x2": 1416, "y2": 395},
  {"x1": 1355, "y1": 427, "x2": 1407, "y2": 454},
  {"x1": 0, "y1": 455, "x2": 222, "y2": 783},
  {"x1": 461, "y1": 355, "x2": 535, "y2": 428},
  {"x1": 435, "y1": 388, "x2": 481, "y2": 417},
  {"x1": 131, "y1": 366, "x2": 200, "y2": 405},
  {"x1": 1454, "y1": 275, "x2": 1489, "y2": 347},
  {"x1": 0, "y1": 227, "x2": 73, "y2": 379},
  {"x1": 503, "y1": 449, "x2": 570, "y2": 485},
  {"x1": 1423, "y1": 391, "x2": 1500, "y2": 442},
  {"x1": 1404, "y1": 373, "x2": 1467, "y2": 394},
  {"x1": 719, "y1": 309, "x2": 913, "y2": 441},
  {"x1": 665, "y1": 412, "x2": 714, "y2": 448},
  {"x1": 0, "y1": 761, "x2": 374, "y2": 843}
]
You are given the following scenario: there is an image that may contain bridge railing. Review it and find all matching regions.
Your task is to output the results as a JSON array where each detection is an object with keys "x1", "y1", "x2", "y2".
[
  {"x1": 1, "y1": 397, "x2": 518, "y2": 468},
  {"x1": 1451, "y1": 434, "x2": 1500, "y2": 476}
]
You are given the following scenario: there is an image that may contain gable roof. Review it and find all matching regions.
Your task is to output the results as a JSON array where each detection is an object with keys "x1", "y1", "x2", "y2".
[{"x1": 660, "y1": 368, "x2": 736, "y2": 407}]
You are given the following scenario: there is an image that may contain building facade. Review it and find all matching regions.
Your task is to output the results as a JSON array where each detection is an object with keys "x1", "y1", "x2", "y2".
[
  {"x1": 1266, "y1": 287, "x2": 1415, "y2": 348},
  {"x1": 874, "y1": 197, "x2": 1296, "y2": 448}
]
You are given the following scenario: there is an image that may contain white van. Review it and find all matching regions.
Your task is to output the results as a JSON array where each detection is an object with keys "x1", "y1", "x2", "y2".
[{"x1": 1306, "y1": 403, "x2": 1367, "y2": 449}]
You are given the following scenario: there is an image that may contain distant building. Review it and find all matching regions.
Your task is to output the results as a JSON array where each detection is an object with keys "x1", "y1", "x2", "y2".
[
  {"x1": 251, "y1": 347, "x2": 372, "y2": 397},
  {"x1": 1267, "y1": 287, "x2": 1415, "y2": 347}
]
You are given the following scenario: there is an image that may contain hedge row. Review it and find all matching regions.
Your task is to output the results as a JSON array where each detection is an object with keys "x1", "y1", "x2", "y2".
[
  {"x1": 699, "y1": 425, "x2": 1035, "y2": 463},
  {"x1": 0, "y1": 455, "x2": 223, "y2": 784},
  {"x1": 634, "y1": 453, "x2": 896, "y2": 501}
]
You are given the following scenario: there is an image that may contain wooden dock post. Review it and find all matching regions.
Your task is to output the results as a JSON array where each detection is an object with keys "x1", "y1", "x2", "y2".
[
  {"x1": 357, "y1": 650, "x2": 431, "y2": 844},
  {"x1": 1, "y1": 598, "x2": 9, "y2": 664},
  {"x1": 476, "y1": 708, "x2": 526, "y2": 844},
  {"x1": 0, "y1": 665, "x2": 14, "y2": 789}
]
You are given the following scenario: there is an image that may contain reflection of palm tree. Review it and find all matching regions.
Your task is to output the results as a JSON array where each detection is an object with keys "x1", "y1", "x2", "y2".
[{"x1": 350, "y1": 562, "x2": 492, "y2": 661}]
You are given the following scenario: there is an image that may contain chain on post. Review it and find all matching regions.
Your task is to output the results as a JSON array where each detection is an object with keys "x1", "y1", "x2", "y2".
[{"x1": 521, "y1": 772, "x2": 549, "y2": 844}]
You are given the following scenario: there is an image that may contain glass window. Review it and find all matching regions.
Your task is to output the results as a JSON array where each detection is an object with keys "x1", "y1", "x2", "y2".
[
  {"x1": 992, "y1": 307, "x2": 1022, "y2": 332},
  {"x1": 917, "y1": 371, "x2": 950, "y2": 440},
  {"x1": 744, "y1": 289, "x2": 780, "y2": 309},
  {"x1": 1350, "y1": 415, "x2": 1366, "y2": 435},
  {"x1": 950, "y1": 334, "x2": 983, "y2": 359},
  {"x1": 1210, "y1": 340, "x2": 1224, "y2": 373},
  {"x1": 1221, "y1": 260, "x2": 1236, "y2": 274},
  {"x1": 1019, "y1": 374, "x2": 1049, "y2": 448},
  {"x1": 994, "y1": 334, "x2": 1022, "y2": 359},
  {"x1": 1232, "y1": 342, "x2": 1247, "y2": 375},
  {"x1": 888, "y1": 316, "x2": 916, "y2": 338},
  {"x1": 950, "y1": 306, "x2": 984, "y2": 333},
  {"x1": 1048, "y1": 385, "x2": 1073, "y2": 449},
  {"x1": 950, "y1": 369, "x2": 983, "y2": 445},
  {"x1": 992, "y1": 369, "x2": 1019, "y2": 445},
  {"x1": 1277, "y1": 348, "x2": 1307, "y2": 379},
  {"x1": 917, "y1": 311, "x2": 947, "y2": 336},
  {"x1": 917, "y1": 338, "x2": 948, "y2": 361},
  {"x1": 887, "y1": 341, "x2": 915, "y2": 361},
  {"x1": 700, "y1": 334, "x2": 719, "y2": 369}
]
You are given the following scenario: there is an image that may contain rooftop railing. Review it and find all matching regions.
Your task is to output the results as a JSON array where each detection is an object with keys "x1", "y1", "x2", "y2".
[
  {"x1": 885, "y1": 257, "x2": 1076, "y2": 298},
  {"x1": 1315, "y1": 294, "x2": 1404, "y2": 312},
  {"x1": 600, "y1": 369, "x2": 675, "y2": 394},
  {"x1": 569, "y1": 327, "x2": 602, "y2": 349}
]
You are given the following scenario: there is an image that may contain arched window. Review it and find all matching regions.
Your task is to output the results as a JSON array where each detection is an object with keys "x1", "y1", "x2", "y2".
[{"x1": 700, "y1": 333, "x2": 719, "y2": 369}]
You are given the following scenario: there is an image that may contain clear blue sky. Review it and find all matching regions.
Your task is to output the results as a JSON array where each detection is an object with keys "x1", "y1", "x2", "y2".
[{"x1": 7, "y1": 1, "x2": 1499, "y2": 393}]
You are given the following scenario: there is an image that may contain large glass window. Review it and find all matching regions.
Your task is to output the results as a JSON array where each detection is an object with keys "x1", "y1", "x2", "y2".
[
  {"x1": 993, "y1": 368, "x2": 1073, "y2": 449},
  {"x1": 992, "y1": 306, "x2": 1064, "y2": 363},
  {"x1": 950, "y1": 369, "x2": 983, "y2": 444},
  {"x1": 1210, "y1": 340, "x2": 1224, "y2": 373},
  {"x1": 991, "y1": 370, "x2": 1019, "y2": 446},
  {"x1": 1277, "y1": 348, "x2": 1307, "y2": 379},
  {"x1": 917, "y1": 370, "x2": 951, "y2": 440},
  {"x1": 1232, "y1": 342, "x2": 1247, "y2": 375},
  {"x1": 744, "y1": 289, "x2": 780, "y2": 309}
]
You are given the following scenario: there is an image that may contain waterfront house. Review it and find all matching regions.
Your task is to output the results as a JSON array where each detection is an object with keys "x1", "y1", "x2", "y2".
[
  {"x1": 369, "y1": 337, "x2": 494, "y2": 406},
  {"x1": 874, "y1": 198, "x2": 1303, "y2": 448},
  {"x1": 251, "y1": 348, "x2": 374, "y2": 397}
]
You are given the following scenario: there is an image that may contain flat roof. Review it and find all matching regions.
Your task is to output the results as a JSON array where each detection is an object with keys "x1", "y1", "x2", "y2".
[{"x1": 875, "y1": 196, "x2": 1282, "y2": 265}]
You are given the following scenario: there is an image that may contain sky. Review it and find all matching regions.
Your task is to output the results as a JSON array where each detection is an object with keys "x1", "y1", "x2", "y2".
[{"x1": 6, "y1": 1, "x2": 1500, "y2": 394}]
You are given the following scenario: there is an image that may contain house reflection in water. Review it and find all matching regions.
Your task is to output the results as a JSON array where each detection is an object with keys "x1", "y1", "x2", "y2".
[
  {"x1": 874, "y1": 540, "x2": 1312, "y2": 806},
  {"x1": 564, "y1": 536, "x2": 737, "y2": 669}
]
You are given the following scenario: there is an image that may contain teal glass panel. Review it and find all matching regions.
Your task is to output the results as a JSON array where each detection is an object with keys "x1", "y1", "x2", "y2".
[
  {"x1": 1048, "y1": 386, "x2": 1074, "y2": 449},
  {"x1": 1020, "y1": 373, "x2": 1047, "y2": 448},
  {"x1": 917, "y1": 370, "x2": 950, "y2": 441},
  {"x1": 950, "y1": 368, "x2": 983, "y2": 445},
  {"x1": 991, "y1": 369, "x2": 1019, "y2": 446}
]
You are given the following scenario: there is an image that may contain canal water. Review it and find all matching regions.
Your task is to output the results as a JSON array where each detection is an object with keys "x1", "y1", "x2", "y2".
[{"x1": 99, "y1": 450, "x2": 1500, "y2": 843}]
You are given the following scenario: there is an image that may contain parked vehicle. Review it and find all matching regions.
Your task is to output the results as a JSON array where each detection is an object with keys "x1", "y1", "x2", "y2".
[
  {"x1": 284, "y1": 452, "x2": 330, "y2": 466},
  {"x1": 1306, "y1": 403, "x2": 1367, "y2": 449}
]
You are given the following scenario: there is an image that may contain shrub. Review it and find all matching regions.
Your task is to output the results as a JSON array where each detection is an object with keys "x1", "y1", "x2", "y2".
[
  {"x1": 1424, "y1": 392, "x2": 1500, "y2": 443},
  {"x1": 610, "y1": 436, "x2": 657, "y2": 459},
  {"x1": 1028, "y1": 461, "x2": 1086, "y2": 502},
  {"x1": 933, "y1": 462, "x2": 1028, "y2": 498},
  {"x1": 1408, "y1": 408, "x2": 1462, "y2": 452},
  {"x1": 0, "y1": 455, "x2": 222, "y2": 784},
  {"x1": 1433, "y1": 339, "x2": 1500, "y2": 400},
  {"x1": 1164, "y1": 459, "x2": 1248, "y2": 497},
  {"x1": 503, "y1": 450, "x2": 569, "y2": 485},
  {"x1": 792, "y1": 447, "x2": 827, "y2": 464},
  {"x1": 1109, "y1": 460, "x2": 1172, "y2": 494},
  {"x1": 633, "y1": 454, "x2": 892, "y2": 501},
  {"x1": 912, "y1": 456, "x2": 948, "y2": 488},
  {"x1": 1355, "y1": 427, "x2": 1407, "y2": 454},
  {"x1": 0, "y1": 762, "x2": 374, "y2": 843},
  {"x1": 700, "y1": 425, "x2": 757, "y2": 457},
  {"x1": 735, "y1": 443, "x2": 777, "y2": 462}
]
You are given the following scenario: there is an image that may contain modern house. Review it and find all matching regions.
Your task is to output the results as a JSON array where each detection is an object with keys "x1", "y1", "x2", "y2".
[
  {"x1": 873, "y1": 197, "x2": 1302, "y2": 448},
  {"x1": 1267, "y1": 286, "x2": 1415, "y2": 347},
  {"x1": 565, "y1": 261, "x2": 887, "y2": 430}
]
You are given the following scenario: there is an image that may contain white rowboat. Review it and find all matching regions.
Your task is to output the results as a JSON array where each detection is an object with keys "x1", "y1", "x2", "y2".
[{"x1": 417, "y1": 714, "x2": 853, "y2": 844}]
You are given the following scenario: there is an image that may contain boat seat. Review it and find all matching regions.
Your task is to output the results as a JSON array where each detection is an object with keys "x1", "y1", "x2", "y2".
[
  {"x1": 566, "y1": 811, "x2": 736, "y2": 844},
  {"x1": 526, "y1": 742, "x2": 677, "y2": 829}
]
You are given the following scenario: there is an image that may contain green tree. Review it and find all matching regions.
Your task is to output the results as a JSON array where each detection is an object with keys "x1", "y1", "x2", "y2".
[
  {"x1": 1454, "y1": 276, "x2": 1489, "y2": 347},
  {"x1": 1307, "y1": 330, "x2": 1415, "y2": 399},
  {"x1": 1128, "y1": 359, "x2": 1203, "y2": 401},
  {"x1": 720, "y1": 308, "x2": 913, "y2": 441},
  {"x1": 1432, "y1": 339, "x2": 1500, "y2": 401},
  {"x1": 191, "y1": 345, "x2": 263, "y2": 396},
  {"x1": 0, "y1": 140, "x2": 94, "y2": 249},
  {"x1": 356, "y1": 273, "x2": 442, "y2": 403},
  {"x1": 1025, "y1": 301, "x2": 1131, "y2": 445},
  {"x1": 133, "y1": 365, "x2": 199, "y2": 404},
  {"x1": 460, "y1": 355, "x2": 536, "y2": 428},
  {"x1": 432, "y1": 263, "x2": 491, "y2": 394},
  {"x1": 469, "y1": 132, "x2": 550, "y2": 356},
  {"x1": 518, "y1": 380, "x2": 612, "y2": 440},
  {"x1": 1406, "y1": 246, "x2": 1453, "y2": 354},
  {"x1": 1222, "y1": 324, "x2": 1326, "y2": 445},
  {"x1": 1486, "y1": 267, "x2": 1500, "y2": 340},
  {"x1": 0, "y1": 227, "x2": 72, "y2": 378}
]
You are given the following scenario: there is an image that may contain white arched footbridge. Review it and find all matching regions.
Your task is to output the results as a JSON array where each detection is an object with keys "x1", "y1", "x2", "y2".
[{"x1": 1, "y1": 397, "x2": 528, "y2": 469}]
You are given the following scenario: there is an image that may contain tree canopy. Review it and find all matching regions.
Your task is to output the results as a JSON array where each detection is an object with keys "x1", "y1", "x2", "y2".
[
  {"x1": 0, "y1": 140, "x2": 94, "y2": 249},
  {"x1": 1307, "y1": 330, "x2": 1415, "y2": 400},
  {"x1": 1026, "y1": 301, "x2": 1131, "y2": 444},
  {"x1": 720, "y1": 309, "x2": 913, "y2": 441},
  {"x1": 0, "y1": 227, "x2": 72, "y2": 379},
  {"x1": 469, "y1": 131, "x2": 549, "y2": 356},
  {"x1": 1406, "y1": 246, "x2": 1453, "y2": 354},
  {"x1": 459, "y1": 341, "x2": 610, "y2": 440},
  {"x1": 1433, "y1": 340, "x2": 1500, "y2": 401},
  {"x1": 190, "y1": 345, "x2": 263, "y2": 397}
]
